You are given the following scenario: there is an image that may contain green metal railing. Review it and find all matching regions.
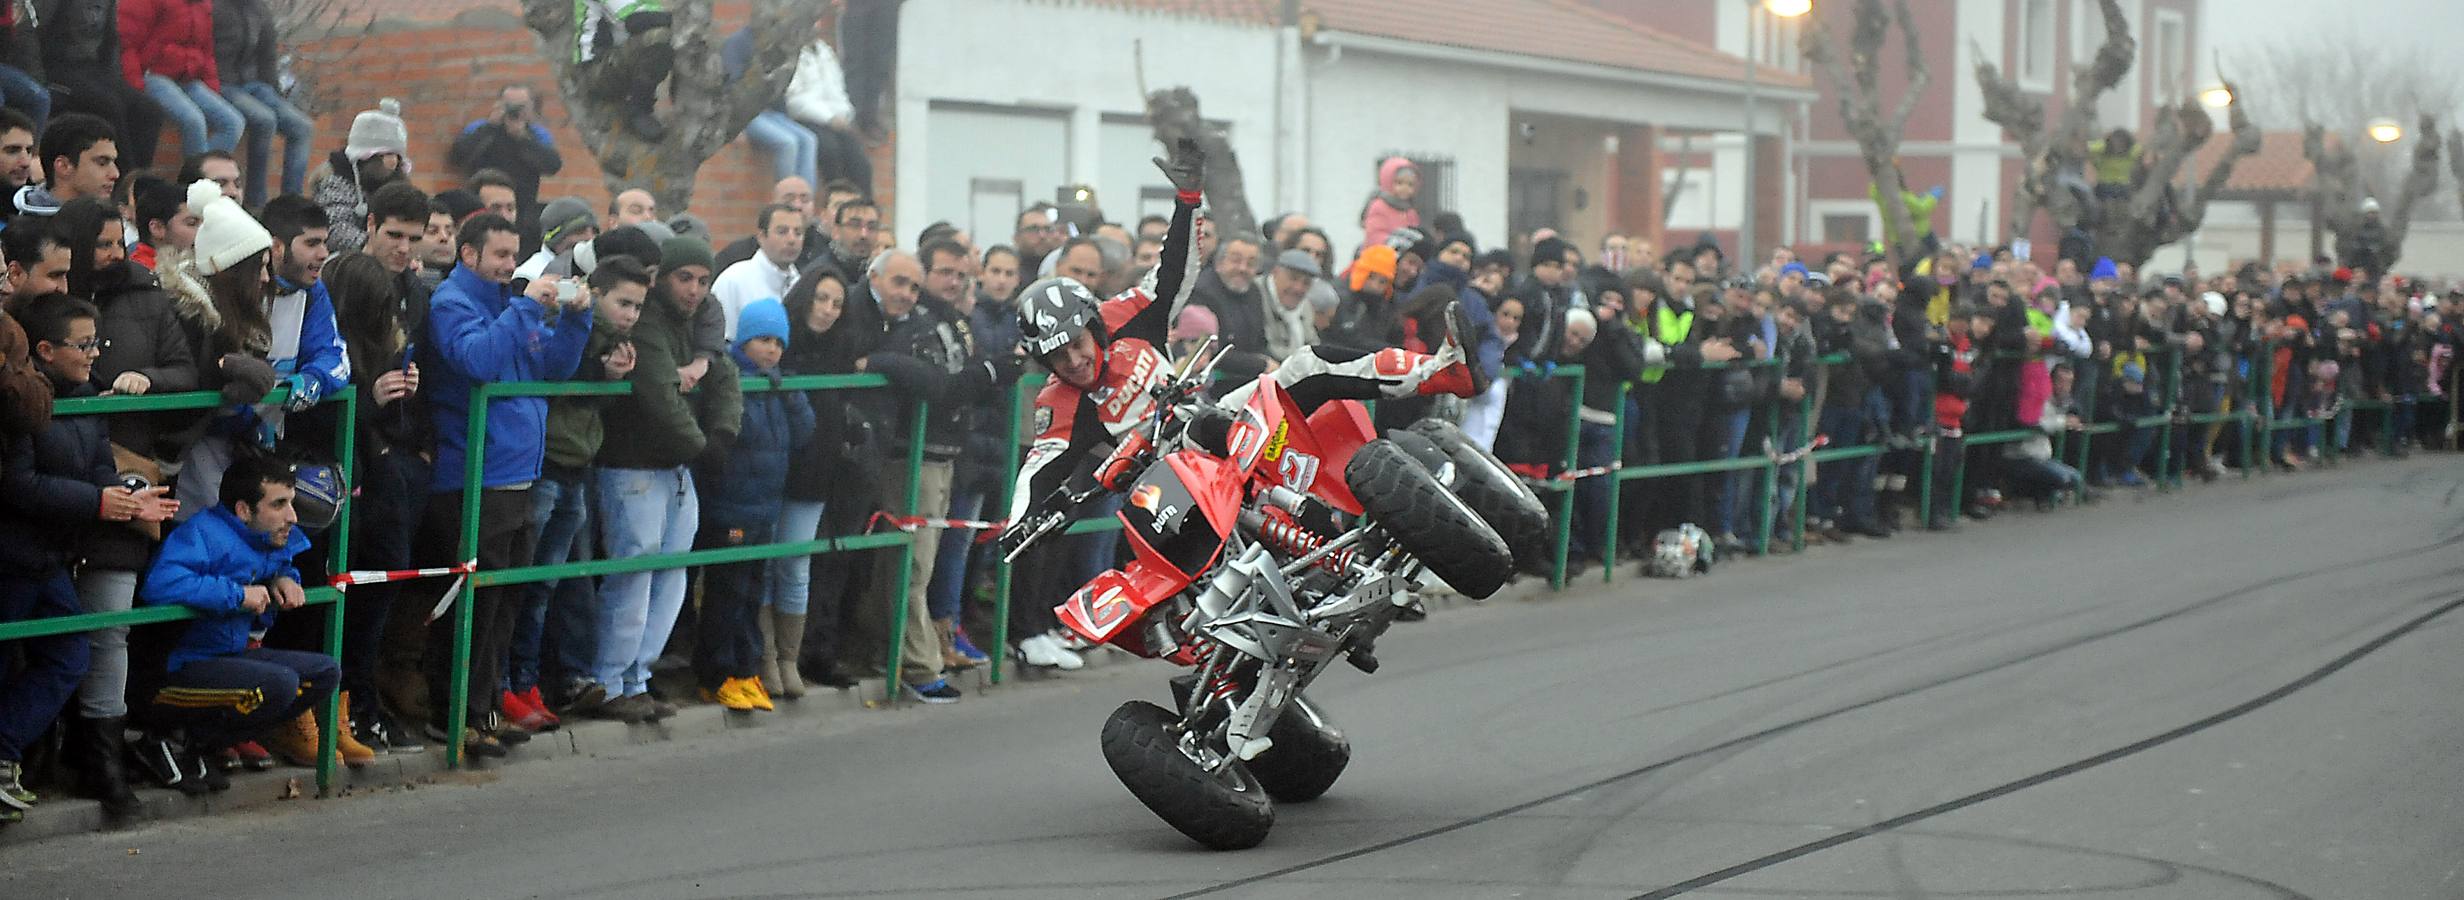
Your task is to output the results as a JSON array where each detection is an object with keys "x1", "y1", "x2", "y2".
[
  {"x1": 8, "y1": 336, "x2": 2452, "y2": 791},
  {"x1": 442, "y1": 373, "x2": 915, "y2": 766},
  {"x1": 0, "y1": 385, "x2": 359, "y2": 794}
]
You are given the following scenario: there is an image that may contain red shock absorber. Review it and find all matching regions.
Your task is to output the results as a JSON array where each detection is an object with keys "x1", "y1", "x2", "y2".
[{"x1": 1252, "y1": 505, "x2": 1355, "y2": 574}]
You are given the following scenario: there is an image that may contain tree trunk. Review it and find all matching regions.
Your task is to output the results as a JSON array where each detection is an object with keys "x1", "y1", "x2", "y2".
[
  {"x1": 2308, "y1": 115, "x2": 2442, "y2": 274},
  {"x1": 1801, "y1": 0, "x2": 1929, "y2": 271},
  {"x1": 1146, "y1": 87, "x2": 1260, "y2": 248},
  {"x1": 520, "y1": 0, "x2": 832, "y2": 213}
]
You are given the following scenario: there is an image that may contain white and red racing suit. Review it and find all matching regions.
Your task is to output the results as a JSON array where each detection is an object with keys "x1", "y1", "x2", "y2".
[{"x1": 1008, "y1": 192, "x2": 1480, "y2": 524}]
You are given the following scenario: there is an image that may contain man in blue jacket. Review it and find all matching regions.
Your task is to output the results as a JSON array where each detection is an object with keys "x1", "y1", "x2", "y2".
[
  {"x1": 137, "y1": 454, "x2": 332, "y2": 795},
  {"x1": 417, "y1": 212, "x2": 593, "y2": 757}
]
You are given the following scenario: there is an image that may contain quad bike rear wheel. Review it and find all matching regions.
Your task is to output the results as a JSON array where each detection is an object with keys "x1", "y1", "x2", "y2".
[
  {"x1": 1345, "y1": 439, "x2": 1512, "y2": 599},
  {"x1": 1405, "y1": 419, "x2": 1552, "y2": 569},
  {"x1": 1100, "y1": 700, "x2": 1275, "y2": 850}
]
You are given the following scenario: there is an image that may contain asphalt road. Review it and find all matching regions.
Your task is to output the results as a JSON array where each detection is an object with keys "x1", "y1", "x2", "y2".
[{"x1": 7, "y1": 456, "x2": 2463, "y2": 900}]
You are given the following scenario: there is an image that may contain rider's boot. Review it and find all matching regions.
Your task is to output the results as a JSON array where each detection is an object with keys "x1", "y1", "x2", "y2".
[{"x1": 1414, "y1": 301, "x2": 1489, "y2": 400}]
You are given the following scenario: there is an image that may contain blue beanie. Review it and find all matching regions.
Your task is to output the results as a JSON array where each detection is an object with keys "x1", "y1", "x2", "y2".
[
  {"x1": 2120, "y1": 361, "x2": 2144, "y2": 383},
  {"x1": 735, "y1": 298, "x2": 790, "y2": 351},
  {"x1": 2090, "y1": 257, "x2": 2118, "y2": 281},
  {"x1": 1971, "y1": 254, "x2": 1994, "y2": 272},
  {"x1": 1780, "y1": 261, "x2": 1810, "y2": 279}
]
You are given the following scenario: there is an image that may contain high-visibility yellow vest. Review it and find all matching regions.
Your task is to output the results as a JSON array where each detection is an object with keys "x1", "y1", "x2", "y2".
[{"x1": 1637, "y1": 304, "x2": 1693, "y2": 384}]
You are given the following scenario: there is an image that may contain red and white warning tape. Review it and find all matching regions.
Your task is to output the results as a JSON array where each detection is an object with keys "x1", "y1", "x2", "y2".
[
  {"x1": 1521, "y1": 435, "x2": 1836, "y2": 487},
  {"x1": 329, "y1": 560, "x2": 477, "y2": 588},
  {"x1": 868, "y1": 511, "x2": 1011, "y2": 538}
]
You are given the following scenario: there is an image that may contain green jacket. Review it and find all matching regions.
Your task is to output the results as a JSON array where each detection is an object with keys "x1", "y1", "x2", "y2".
[
  {"x1": 543, "y1": 320, "x2": 628, "y2": 471},
  {"x1": 573, "y1": 0, "x2": 667, "y2": 63},
  {"x1": 594, "y1": 286, "x2": 741, "y2": 470}
]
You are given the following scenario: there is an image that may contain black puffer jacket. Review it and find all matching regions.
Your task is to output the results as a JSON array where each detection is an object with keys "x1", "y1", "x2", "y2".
[
  {"x1": 0, "y1": 377, "x2": 113, "y2": 575},
  {"x1": 88, "y1": 261, "x2": 200, "y2": 459},
  {"x1": 859, "y1": 297, "x2": 1012, "y2": 463}
]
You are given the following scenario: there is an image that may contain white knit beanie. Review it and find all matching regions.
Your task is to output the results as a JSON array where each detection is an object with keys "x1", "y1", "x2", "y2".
[
  {"x1": 346, "y1": 98, "x2": 411, "y2": 164},
  {"x1": 190, "y1": 179, "x2": 272, "y2": 277}
]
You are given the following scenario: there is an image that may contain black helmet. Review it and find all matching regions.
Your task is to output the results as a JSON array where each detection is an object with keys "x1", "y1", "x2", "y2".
[{"x1": 1018, "y1": 276, "x2": 1103, "y2": 357}]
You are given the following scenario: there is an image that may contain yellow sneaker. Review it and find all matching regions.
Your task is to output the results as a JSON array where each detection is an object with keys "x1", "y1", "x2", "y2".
[
  {"x1": 713, "y1": 678, "x2": 757, "y2": 712},
  {"x1": 716, "y1": 677, "x2": 774, "y2": 712}
]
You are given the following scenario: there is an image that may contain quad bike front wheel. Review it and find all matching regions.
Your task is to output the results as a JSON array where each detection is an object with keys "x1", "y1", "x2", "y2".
[
  {"x1": 1242, "y1": 694, "x2": 1350, "y2": 803},
  {"x1": 1100, "y1": 700, "x2": 1275, "y2": 850}
]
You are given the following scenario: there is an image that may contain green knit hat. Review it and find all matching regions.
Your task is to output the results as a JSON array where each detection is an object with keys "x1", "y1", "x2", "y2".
[{"x1": 659, "y1": 236, "x2": 714, "y2": 273}]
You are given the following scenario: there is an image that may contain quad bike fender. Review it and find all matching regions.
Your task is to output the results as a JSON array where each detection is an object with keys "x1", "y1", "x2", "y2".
[{"x1": 1056, "y1": 562, "x2": 1187, "y2": 651}]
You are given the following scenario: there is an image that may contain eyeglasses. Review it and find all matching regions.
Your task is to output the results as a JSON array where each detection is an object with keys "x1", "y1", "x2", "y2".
[
  {"x1": 841, "y1": 220, "x2": 881, "y2": 232},
  {"x1": 62, "y1": 338, "x2": 102, "y2": 354}
]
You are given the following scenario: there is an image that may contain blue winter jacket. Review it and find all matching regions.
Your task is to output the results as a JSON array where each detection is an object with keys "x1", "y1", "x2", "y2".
[
  {"x1": 424, "y1": 264, "x2": 594, "y2": 491},
  {"x1": 700, "y1": 352, "x2": 815, "y2": 529},
  {"x1": 141, "y1": 505, "x2": 310, "y2": 672},
  {"x1": 213, "y1": 280, "x2": 352, "y2": 441}
]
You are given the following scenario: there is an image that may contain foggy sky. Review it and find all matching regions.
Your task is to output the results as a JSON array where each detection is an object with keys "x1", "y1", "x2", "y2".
[{"x1": 2206, "y1": 0, "x2": 2460, "y2": 60}]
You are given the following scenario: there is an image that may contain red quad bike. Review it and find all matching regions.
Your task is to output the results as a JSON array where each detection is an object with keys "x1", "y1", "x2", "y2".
[{"x1": 1000, "y1": 342, "x2": 1546, "y2": 850}]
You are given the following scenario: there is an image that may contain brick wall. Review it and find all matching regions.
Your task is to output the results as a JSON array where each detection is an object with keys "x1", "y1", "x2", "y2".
[{"x1": 275, "y1": 13, "x2": 890, "y2": 241}]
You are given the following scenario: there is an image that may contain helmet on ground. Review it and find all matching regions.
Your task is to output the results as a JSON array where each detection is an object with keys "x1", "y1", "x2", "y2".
[
  {"x1": 1018, "y1": 277, "x2": 1104, "y2": 358},
  {"x1": 1648, "y1": 524, "x2": 1714, "y2": 578}
]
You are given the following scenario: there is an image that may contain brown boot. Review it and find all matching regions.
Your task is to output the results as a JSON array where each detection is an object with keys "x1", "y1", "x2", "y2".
[
  {"x1": 261, "y1": 710, "x2": 333, "y2": 770},
  {"x1": 332, "y1": 694, "x2": 379, "y2": 768},
  {"x1": 935, "y1": 618, "x2": 976, "y2": 672},
  {"x1": 755, "y1": 611, "x2": 784, "y2": 696},
  {"x1": 772, "y1": 610, "x2": 808, "y2": 700}
]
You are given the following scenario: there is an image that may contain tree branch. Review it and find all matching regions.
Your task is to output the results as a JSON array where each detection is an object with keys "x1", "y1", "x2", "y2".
[
  {"x1": 2381, "y1": 113, "x2": 2443, "y2": 269},
  {"x1": 1884, "y1": 0, "x2": 1929, "y2": 135},
  {"x1": 1806, "y1": 0, "x2": 1922, "y2": 266},
  {"x1": 2157, "y1": 81, "x2": 2261, "y2": 244}
]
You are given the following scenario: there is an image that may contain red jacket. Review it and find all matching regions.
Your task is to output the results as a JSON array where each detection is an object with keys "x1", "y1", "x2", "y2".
[{"x1": 119, "y1": 0, "x2": 221, "y2": 90}]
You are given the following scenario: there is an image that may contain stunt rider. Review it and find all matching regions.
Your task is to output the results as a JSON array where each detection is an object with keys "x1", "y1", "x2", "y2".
[{"x1": 1006, "y1": 140, "x2": 1491, "y2": 528}]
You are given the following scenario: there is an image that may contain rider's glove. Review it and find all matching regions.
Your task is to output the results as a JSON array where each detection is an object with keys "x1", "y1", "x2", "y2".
[{"x1": 1152, "y1": 138, "x2": 1206, "y2": 196}]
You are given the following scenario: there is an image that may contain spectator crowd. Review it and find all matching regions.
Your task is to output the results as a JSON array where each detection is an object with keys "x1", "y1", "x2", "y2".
[{"x1": 0, "y1": 6, "x2": 2459, "y2": 837}]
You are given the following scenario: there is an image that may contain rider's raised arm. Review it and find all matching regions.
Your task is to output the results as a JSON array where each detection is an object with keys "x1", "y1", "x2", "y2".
[{"x1": 1103, "y1": 140, "x2": 1207, "y2": 348}]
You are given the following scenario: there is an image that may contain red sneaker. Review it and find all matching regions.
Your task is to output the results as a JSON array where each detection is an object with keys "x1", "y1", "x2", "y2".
[
  {"x1": 498, "y1": 690, "x2": 554, "y2": 734},
  {"x1": 230, "y1": 741, "x2": 276, "y2": 771},
  {"x1": 519, "y1": 686, "x2": 561, "y2": 730}
]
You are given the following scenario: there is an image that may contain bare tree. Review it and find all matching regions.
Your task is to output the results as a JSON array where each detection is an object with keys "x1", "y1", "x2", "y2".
[
  {"x1": 2306, "y1": 116, "x2": 2441, "y2": 273},
  {"x1": 1975, "y1": 0, "x2": 2260, "y2": 268},
  {"x1": 2241, "y1": 31, "x2": 2462, "y2": 226},
  {"x1": 1798, "y1": 0, "x2": 1929, "y2": 268},
  {"x1": 1144, "y1": 88, "x2": 1259, "y2": 248},
  {"x1": 519, "y1": 0, "x2": 831, "y2": 213}
]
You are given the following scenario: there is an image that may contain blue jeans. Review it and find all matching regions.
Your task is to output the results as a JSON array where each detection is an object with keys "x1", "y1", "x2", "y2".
[
  {"x1": 512, "y1": 468, "x2": 592, "y2": 694},
  {"x1": 1571, "y1": 419, "x2": 1618, "y2": 561},
  {"x1": 765, "y1": 500, "x2": 826, "y2": 614},
  {"x1": 0, "y1": 571, "x2": 88, "y2": 761},
  {"x1": 594, "y1": 467, "x2": 699, "y2": 698},
  {"x1": 0, "y1": 65, "x2": 48, "y2": 125},
  {"x1": 223, "y1": 82, "x2": 313, "y2": 207},
  {"x1": 928, "y1": 489, "x2": 984, "y2": 621},
  {"x1": 1709, "y1": 408, "x2": 1752, "y2": 538},
  {"x1": 143, "y1": 74, "x2": 244, "y2": 155},
  {"x1": 743, "y1": 109, "x2": 819, "y2": 186}
]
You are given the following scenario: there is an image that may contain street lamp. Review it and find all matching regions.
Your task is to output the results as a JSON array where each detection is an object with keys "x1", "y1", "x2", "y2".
[
  {"x1": 2198, "y1": 84, "x2": 2233, "y2": 108},
  {"x1": 1740, "y1": 0, "x2": 1809, "y2": 272},
  {"x1": 2367, "y1": 118, "x2": 2405, "y2": 144}
]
